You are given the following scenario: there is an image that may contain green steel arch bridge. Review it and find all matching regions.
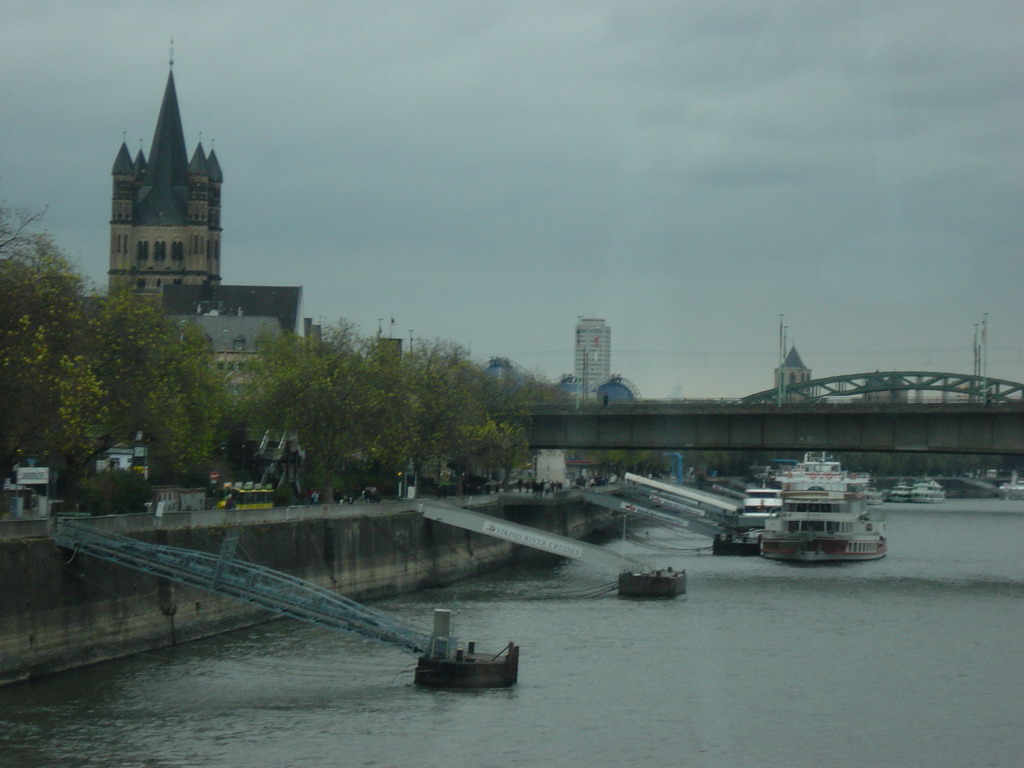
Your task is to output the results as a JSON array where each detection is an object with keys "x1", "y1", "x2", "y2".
[{"x1": 740, "y1": 371, "x2": 1024, "y2": 404}]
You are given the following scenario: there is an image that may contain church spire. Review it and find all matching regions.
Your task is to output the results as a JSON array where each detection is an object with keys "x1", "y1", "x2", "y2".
[{"x1": 135, "y1": 68, "x2": 189, "y2": 225}]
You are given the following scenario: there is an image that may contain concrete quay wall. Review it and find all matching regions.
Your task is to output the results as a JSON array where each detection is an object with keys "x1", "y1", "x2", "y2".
[{"x1": 0, "y1": 493, "x2": 614, "y2": 687}]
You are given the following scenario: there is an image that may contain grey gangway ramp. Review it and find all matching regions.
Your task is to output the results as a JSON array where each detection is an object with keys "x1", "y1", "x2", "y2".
[
  {"x1": 53, "y1": 519, "x2": 432, "y2": 654},
  {"x1": 583, "y1": 490, "x2": 730, "y2": 539},
  {"x1": 418, "y1": 501, "x2": 638, "y2": 573}
]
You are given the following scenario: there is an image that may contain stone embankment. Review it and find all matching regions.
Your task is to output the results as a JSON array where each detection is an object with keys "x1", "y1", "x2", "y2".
[{"x1": 0, "y1": 492, "x2": 615, "y2": 686}]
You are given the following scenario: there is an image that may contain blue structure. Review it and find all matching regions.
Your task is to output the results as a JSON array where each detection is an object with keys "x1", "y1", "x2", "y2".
[
  {"x1": 558, "y1": 374, "x2": 640, "y2": 402},
  {"x1": 596, "y1": 376, "x2": 639, "y2": 404},
  {"x1": 483, "y1": 357, "x2": 526, "y2": 388}
]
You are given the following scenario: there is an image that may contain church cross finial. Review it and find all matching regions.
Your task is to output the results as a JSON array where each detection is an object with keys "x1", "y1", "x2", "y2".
[{"x1": 169, "y1": 38, "x2": 174, "y2": 68}]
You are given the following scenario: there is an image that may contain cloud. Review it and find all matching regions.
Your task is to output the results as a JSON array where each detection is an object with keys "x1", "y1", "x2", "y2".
[{"x1": 3, "y1": 0, "x2": 1023, "y2": 397}]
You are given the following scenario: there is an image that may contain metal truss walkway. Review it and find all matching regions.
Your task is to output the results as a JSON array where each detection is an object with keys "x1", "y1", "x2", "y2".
[{"x1": 54, "y1": 519, "x2": 432, "y2": 654}]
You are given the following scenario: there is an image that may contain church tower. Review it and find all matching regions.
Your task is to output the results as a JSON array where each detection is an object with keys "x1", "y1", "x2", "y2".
[
  {"x1": 108, "y1": 67, "x2": 222, "y2": 293},
  {"x1": 775, "y1": 346, "x2": 811, "y2": 392}
]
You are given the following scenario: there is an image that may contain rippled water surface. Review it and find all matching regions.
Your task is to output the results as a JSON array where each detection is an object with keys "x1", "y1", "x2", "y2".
[{"x1": 2, "y1": 501, "x2": 1022, "y2": 767}]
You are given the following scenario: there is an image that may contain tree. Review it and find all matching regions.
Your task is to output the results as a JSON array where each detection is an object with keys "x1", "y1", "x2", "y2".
[
  {"x1": 403, "y1": 339, "x2": 489, "y2": 484},
  {"x1": 0, "y1": 208, "x2": 95, "y2": 472},
  {"x1": 84, "y1": 289, "x2": 228, "y2": 483},
  {"x1": 0, "y1": 206, "x2": 226, "y2": 504},
  {"x1": 245, "y1": 322, "x2": 381, "y2": 501}
]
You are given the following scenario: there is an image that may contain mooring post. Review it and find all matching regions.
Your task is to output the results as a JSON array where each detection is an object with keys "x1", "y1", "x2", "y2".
[{"x1": 431, "y1": 608, "x2": 453, "y2": 659}]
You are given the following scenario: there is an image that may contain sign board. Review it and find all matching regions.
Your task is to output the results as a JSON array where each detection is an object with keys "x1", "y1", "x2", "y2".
[
  {"x1": 210, "y1": 471, "x2": 221, "y2": 484},
  {"x1": 16, "y1": 467, "x2": 50, "y2": 485}
]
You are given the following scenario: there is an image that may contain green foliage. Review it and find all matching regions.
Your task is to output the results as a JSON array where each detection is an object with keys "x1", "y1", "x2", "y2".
[
  {"x1": 244, "y1": 326, "x2": 553, "y2": 496},
  {"x1": 0, "y1": 207, "x2": 227, "y2": 504},
  {"x1": 76, "y1": 470, "x2": 152, "y2": 516}
]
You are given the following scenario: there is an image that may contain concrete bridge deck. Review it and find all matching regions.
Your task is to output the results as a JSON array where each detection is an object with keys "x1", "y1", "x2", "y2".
[{"x1": 527, "y1": 402, "x2": 1024, "y2": 455}]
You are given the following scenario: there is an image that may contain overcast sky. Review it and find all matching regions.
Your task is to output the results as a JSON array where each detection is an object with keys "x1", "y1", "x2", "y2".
[{"x1": 4, "y1": 1, "x2": 1023, "y2": 398}]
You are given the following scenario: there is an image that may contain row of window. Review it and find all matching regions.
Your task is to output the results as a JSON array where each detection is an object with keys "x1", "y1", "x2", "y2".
[
  {"x1": 135, "y1": 277, "x2": 183, "y2": 289},
  {"x1": 785, "y1": 520, "x2": 854, "y2": 533},
  {"x1": 784, "y1": 503, "x2": 842, "y2": 514},
  {"x1": 134, "y1": 240, "x2": 220, "y2": 261},
  {"x1": 847, "y1": 541, "x2": 877, "y2": 553},
  {"x1": 136, "y1": 241, "x2": 184, "y2": 260}
]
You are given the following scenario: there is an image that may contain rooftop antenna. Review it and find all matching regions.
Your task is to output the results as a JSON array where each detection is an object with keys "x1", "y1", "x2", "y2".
[
  {"x1": 982, "y1": 313, "x2": 989, "y2": 404},
  {"x1": 777, "y1": 314, "x2": 785, "y2": 406}
]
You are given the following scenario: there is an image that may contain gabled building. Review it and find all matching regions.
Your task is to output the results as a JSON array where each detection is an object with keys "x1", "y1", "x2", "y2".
[{"x1": 109, "y1": 67, "x2": 223, "y2": 293}]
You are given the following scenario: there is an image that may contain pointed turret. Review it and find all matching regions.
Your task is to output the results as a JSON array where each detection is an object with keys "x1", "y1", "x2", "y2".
[
  {"x1": 112, "y1": 142, "x2": 134, "y2": 175},
  {"x1": 206, "y1": 149, "x2": 223, "y2": 183},
  {"x1": 133, "y1": 148, "x2": 147, "y2": 177},
  {"x1": 188, "y1": 142, "x2": 208, "y2": 175},
  {"x1": 110, "y1": 142, "x2": 135, "y2": 224},
  {"x1": 135, "y1": 69, "x2": 189, "y2": 225}
]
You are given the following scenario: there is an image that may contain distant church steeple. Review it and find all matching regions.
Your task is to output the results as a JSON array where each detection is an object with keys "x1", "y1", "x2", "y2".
[
  {"x1": 775, "y1": 346, "x2": 811, "y2": 391},
  {"x1": 108, "y1": 66, "x2": 222, "y2": 293}
]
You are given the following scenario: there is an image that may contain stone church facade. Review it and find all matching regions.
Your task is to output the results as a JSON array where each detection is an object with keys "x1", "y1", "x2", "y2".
[{"x1": 108, "y1": 68, "x2": 222, "y2": 293}]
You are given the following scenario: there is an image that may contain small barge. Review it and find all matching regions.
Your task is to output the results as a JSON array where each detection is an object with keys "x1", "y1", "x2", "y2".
[
  {"x1": 413, "y1": 609, "x2": 520, "y2": 688},
  {"x1": 414, "y1": 642, "x2": 519, "y2": 688},
  {"x1": 617, "y1": 566, "x2": 686, "y2": 597}
]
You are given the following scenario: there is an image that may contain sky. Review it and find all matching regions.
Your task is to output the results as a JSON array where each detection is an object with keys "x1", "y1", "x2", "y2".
[{"x1": 3, "y1": 1, "x2": 1023, "y2": 398}]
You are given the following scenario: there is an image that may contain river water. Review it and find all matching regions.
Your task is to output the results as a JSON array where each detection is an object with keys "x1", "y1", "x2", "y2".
[{"x1": 2, "y1": 501, "x2": 1022, "y2": 768}]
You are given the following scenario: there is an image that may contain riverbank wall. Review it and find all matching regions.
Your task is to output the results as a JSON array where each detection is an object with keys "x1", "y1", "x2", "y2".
[{"x1": 0, "y1": 492, "x2": 615, "y2": 687}]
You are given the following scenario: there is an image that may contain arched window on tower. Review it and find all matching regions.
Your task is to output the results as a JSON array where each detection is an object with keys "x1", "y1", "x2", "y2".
[
  {"x1": 154, "y1": 242, "x2": 166, "y2": 261},
  {"x1": 172, "y1": 242, "x2": 184, "y2": 261},
  {"x1": 137, "y1": 241, "x2": 149, "y2": 260}
]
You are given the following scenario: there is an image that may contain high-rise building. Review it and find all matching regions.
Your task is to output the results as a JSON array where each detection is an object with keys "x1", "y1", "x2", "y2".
[
  {"x1": 108, "y1": 66, "x2": 222, "y2": 293},
  {"x1": 574, "y1": 318, "x2": 611, "y2": 396}
]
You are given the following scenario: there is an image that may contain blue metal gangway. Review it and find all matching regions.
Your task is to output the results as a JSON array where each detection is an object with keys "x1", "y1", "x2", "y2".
[{"x1": 53, "y1": 518, "x2": 433, "y2": 654}]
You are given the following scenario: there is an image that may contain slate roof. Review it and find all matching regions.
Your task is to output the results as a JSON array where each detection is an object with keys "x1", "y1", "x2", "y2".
[
  {"x1": 162, "y1": 283, "x2": 303, "y2": 333},
  {"x1": 206, "y1": 149, "x2": 223, "y2": 183},
  {"x1": 175, "y1": 314, "x2": 283, "y2": 353},
  {"x1": 134, "y1": 70, "x2": 189, "y2": 226},
  {"x1": 782, "y1": 346, "x2": 808, "y2": 370},
  {"x1": 188, "y1": 142, "x2": 208, "y2": 175},
  {"x1": 112, "y1": 142, "x2": 134, "y2": 175}
]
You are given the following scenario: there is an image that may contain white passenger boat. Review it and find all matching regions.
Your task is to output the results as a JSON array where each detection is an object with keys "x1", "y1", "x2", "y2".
[
  {"x1": 761, "y1": 453, "x2": 886, "y2": 562},
  {"x1": 772, "y1": 453, "x2": 872, "y2": 494},
  {"x1": 760, "y1": 490, "x2": 887, "y2": 562},
  {"x1": 887, "y1": 483, "x2": 913, "y2": 503},
  {"x1": 910, "y1": 479, "x2": 945, "y2": 503},
  {"x1": 738, "y1": 485, "x2": 782, "y2": 531}
]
